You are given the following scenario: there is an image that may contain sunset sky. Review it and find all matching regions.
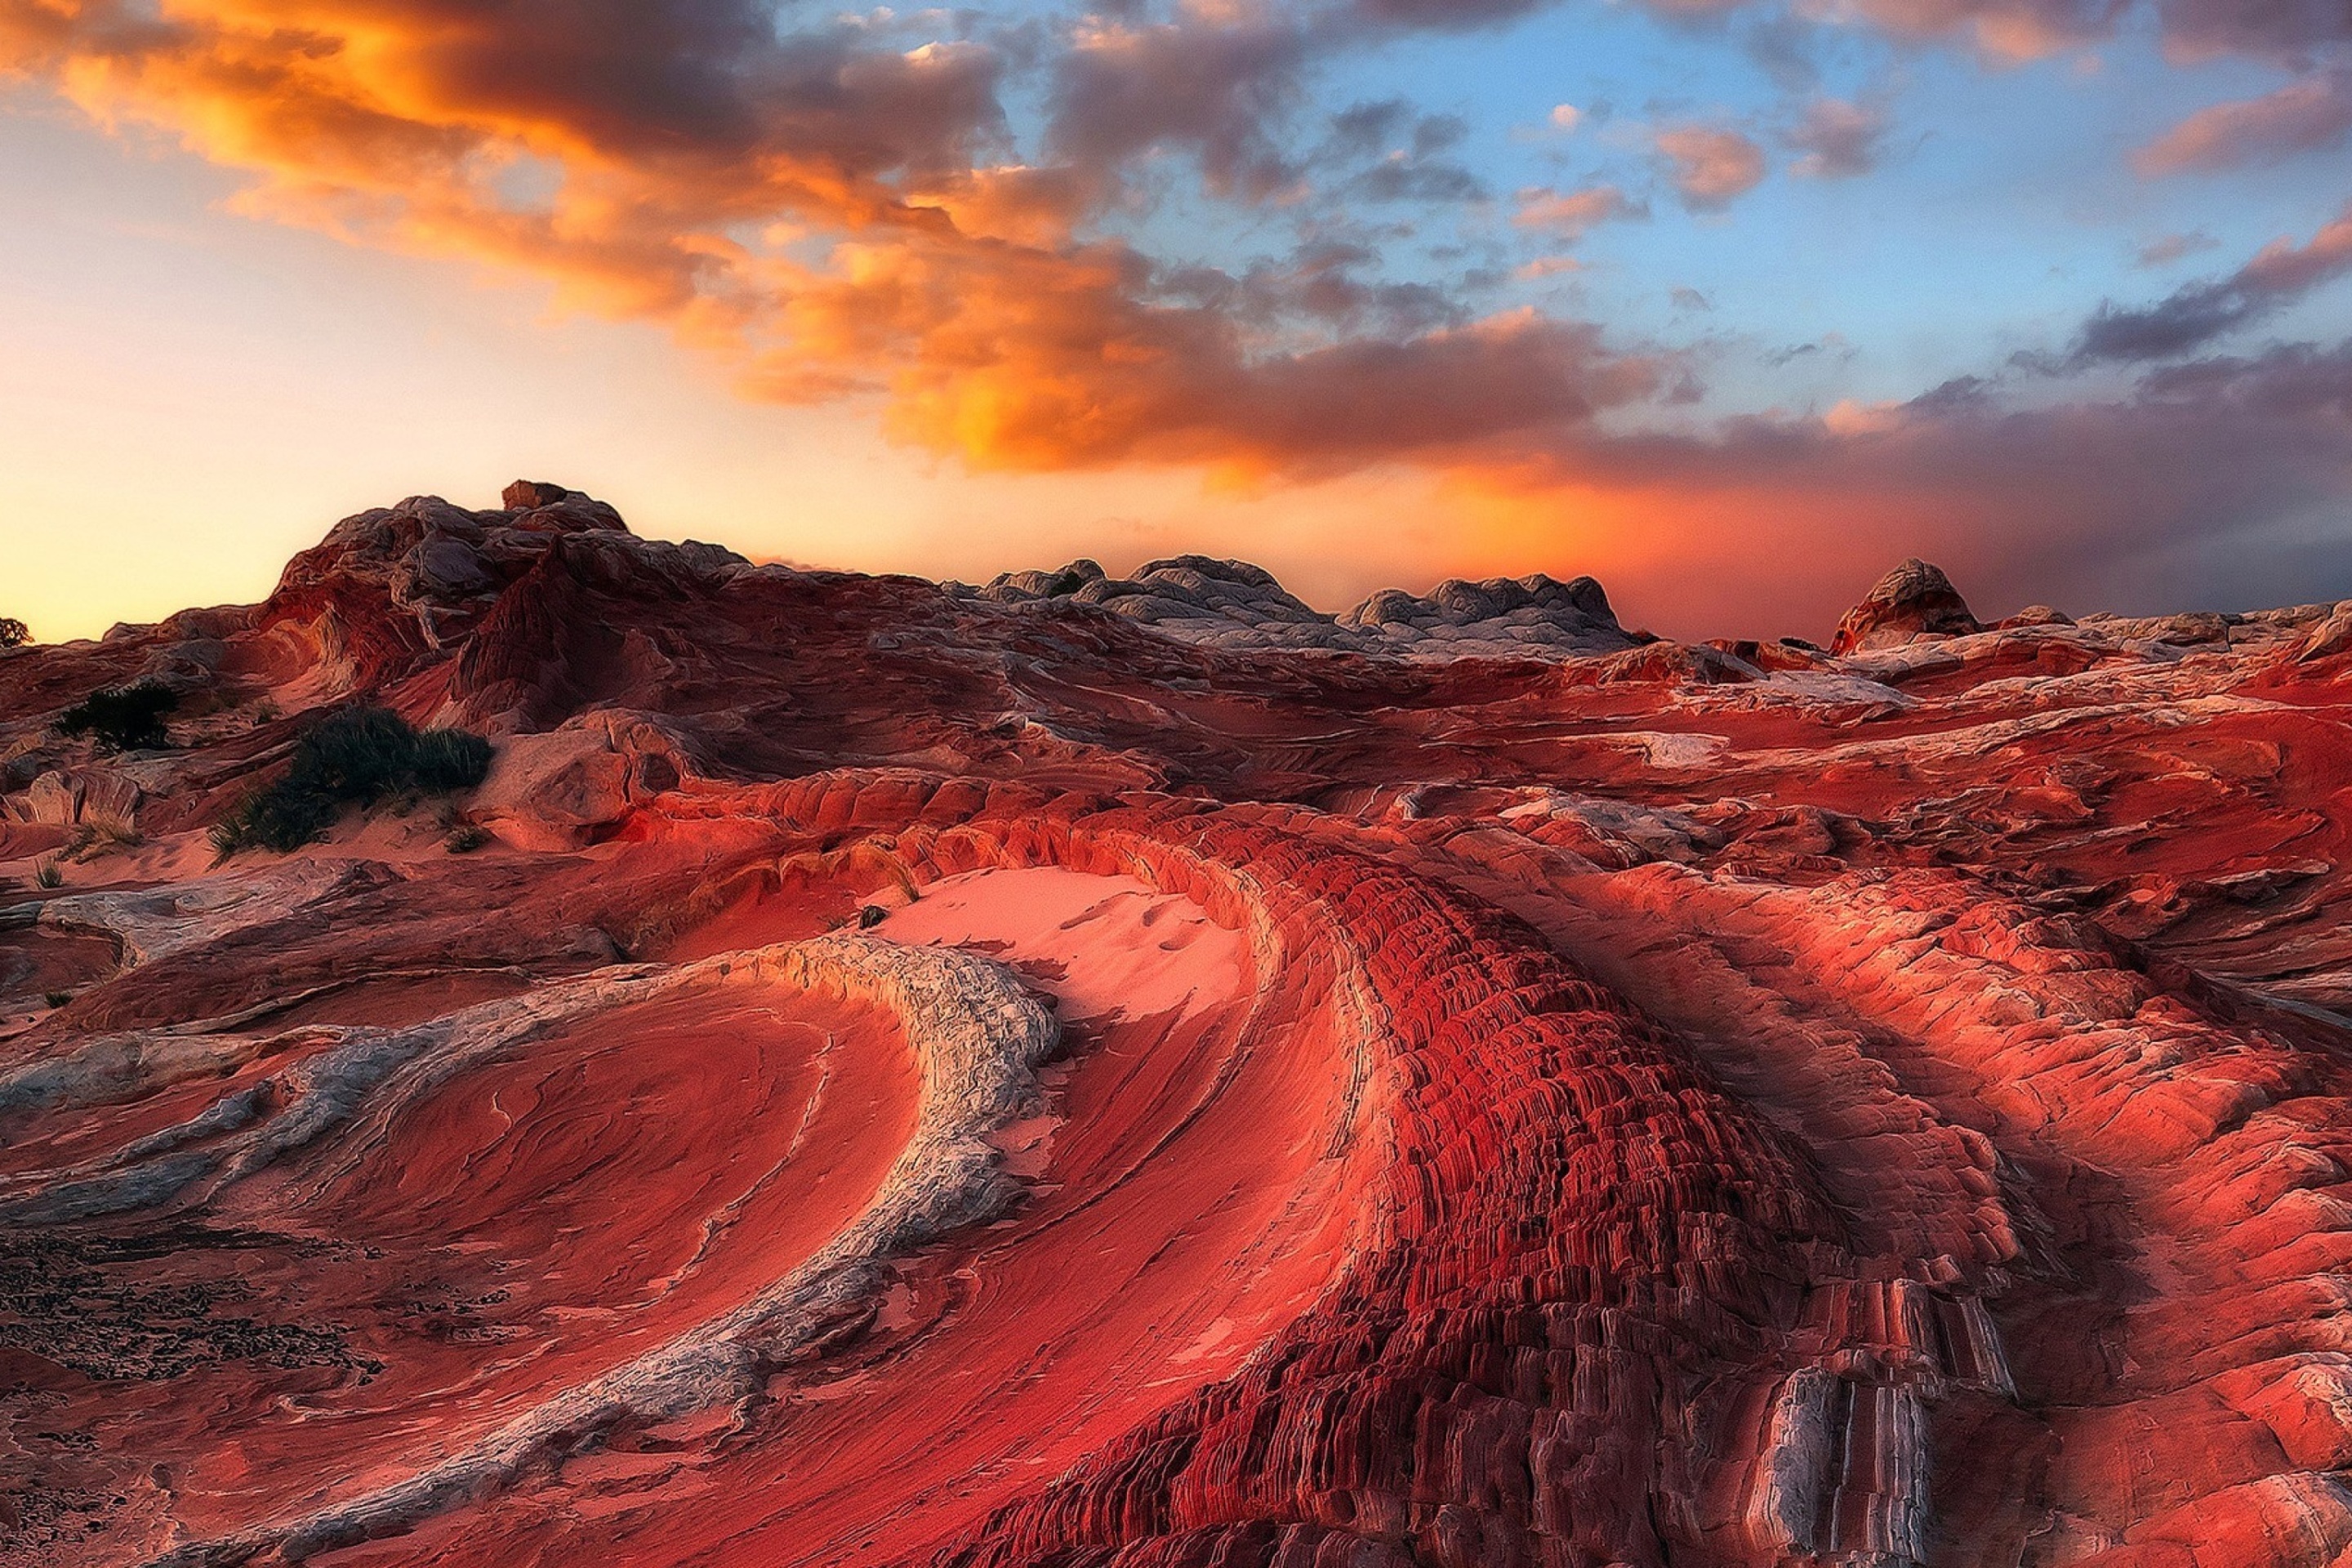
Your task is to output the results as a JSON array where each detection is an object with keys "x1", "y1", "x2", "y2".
[{"x1": 2, "y1": 0, "x2": 2348, "y2": 644}]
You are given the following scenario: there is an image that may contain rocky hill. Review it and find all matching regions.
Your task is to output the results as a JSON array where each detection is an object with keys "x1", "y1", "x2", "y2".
[{"x1": 7, "y1": 485, "x2": 2352, "y2": 1566}]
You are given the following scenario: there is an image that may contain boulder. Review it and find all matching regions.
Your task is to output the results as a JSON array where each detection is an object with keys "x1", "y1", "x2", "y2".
[
  {"x1": 2296, "y1": 603, "x2": 2352, "y2": 662},
  {"x1": 23, "y1": 771, "x2": 81, "y2": 826},
  {"x1": 502, "y1": 479, "x2": 572, "y2": 510},
  {"x1": 470, "y1": 711, "x2": 701, "y2": 851},
  {"x1": 1830, "y1": 559, "x2": 1984, "y2": 655}
]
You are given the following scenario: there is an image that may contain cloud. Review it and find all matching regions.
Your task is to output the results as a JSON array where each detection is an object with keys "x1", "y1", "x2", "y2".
[
  {"x1": 1045, "y1": 13, "x2": 1310, "y2": 203},
  {"x1": 2135, "y1": 69, "x2": 2352, "y2": 175},
  {"x1": 4, "y1": 0, "x2": 1666, "y2": 485},
  {"x1": 2059, "y1": 204, "x2": 2352, "y2": 367},
  {"x1": 1742, "y1": 11, "x2": 1824, "y2": 90},
  {"x1": 2136, "y1": 229, "x2": 2219, "y2": 266},
  {"x1": 1723, "y1": 0, "x2": 2344, "y2": 66},
  {"x1": 1785, "y1": 98, "x2": 1890, "y2": 178},
  {"x1": 1655, "y1": 124, "x2": 1769, "y2": 209},
  {"x1": 1342, "y1": 0, "x2": 1558, "y2": 29},
  {"x1": 1780, "y1": 0, "x2": 2124, "y2": 60},
  {"x1": 1549, "y1": 104, "x2": 1583, "y2": 131},
  {"x1": 1513, "y1": 183, "x2": 1642, "y2": 238},
  {"x1": 847, "y1": 290, "x2": 1673, "y2": 474},
  {"x1": 2154, "y1": 0, "x2": 2352, "y2": 64}
]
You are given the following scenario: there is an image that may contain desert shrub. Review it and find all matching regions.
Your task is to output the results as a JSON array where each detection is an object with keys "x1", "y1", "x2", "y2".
[
  {"x1": 56, "y1": 680, "x2": 177, "y2": 751},
  {"x1": 42, "y1": 991, "x2": 68, "y2": 1009},
  {"x1": 32, "y1": 858, "x2": 60, "y2": 889},
  {"x1": 0, "y1": 617, "x2": 28, "y2": 649},
  {"x1": 444, "y1": 824, "x2": 490, "y2": 854},
  {"x1": 410, "y1": 728, "x2": 494, "y2": 792},
  {"x1": 212, "y1": 706, "x2": 494, "y2": 856}
]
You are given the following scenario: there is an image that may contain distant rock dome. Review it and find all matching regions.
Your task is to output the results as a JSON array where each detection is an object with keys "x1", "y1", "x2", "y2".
[{"x1": 1830, "y1": 558, "x2": 1984, "y2": 654}]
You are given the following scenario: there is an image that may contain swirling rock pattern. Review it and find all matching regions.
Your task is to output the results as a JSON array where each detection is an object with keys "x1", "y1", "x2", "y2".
[{"x1": 5, "y1": 489, "x2": 2352, "y2": 1566}]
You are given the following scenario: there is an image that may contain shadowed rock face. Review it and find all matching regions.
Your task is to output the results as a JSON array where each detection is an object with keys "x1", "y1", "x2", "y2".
[{"x1": 7, "y1": 490, "x2": 2352, "y2": 1568}]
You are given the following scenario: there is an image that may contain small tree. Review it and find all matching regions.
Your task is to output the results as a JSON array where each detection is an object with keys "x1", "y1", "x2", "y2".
[{"x1": 56, "y1": 680, "x2": 177, "y2": 751}]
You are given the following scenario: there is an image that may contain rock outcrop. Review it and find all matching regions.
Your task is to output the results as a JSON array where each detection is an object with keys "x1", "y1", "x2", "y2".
[
  {"x1": 963, "y1": 559, "x2": 1638, "y2": 656},
  {"x1": 2, "y1": 484, "x2": 2350, "y2": 1568},
  {"x1": 1829, "y1": 557, "x2": 1984, "y2": 653},
  {"x1": 1341, "y1": 571, "x2": 1637, "y2": 653}
]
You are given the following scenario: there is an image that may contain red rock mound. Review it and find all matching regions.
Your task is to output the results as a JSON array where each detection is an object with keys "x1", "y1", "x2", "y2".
[{"x1": 1829, "y1": 557, "x2": 1984, "y2": 654}]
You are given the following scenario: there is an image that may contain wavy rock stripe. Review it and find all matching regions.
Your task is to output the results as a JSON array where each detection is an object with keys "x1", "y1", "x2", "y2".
[
  {"x1": 691, "y1": 779, "x2": 1846, "y2": 1567},
  {"x1": 1223, "y1": 788, "x2": 2352, "y2": 1561},
  {"x1": 2, "y1": 937, "x2": 1057, "y2": 1566}
]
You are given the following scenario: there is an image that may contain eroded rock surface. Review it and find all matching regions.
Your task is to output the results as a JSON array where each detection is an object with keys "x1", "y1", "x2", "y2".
[{"x1": 2, "y1": 488, "x2": 2350, "y2": 1567}]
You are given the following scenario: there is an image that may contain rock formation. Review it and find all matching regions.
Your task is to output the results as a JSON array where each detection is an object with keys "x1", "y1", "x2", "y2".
[
  {"x1": 3, "y1": 486, "x2": 2350, "y2": 1567},
  {"x1": 1829, "y1": 557, "x2": 1984, "y2": 653},
  {"x1": 964, "y1": 559, "x2": 1639, "y2": 657}
]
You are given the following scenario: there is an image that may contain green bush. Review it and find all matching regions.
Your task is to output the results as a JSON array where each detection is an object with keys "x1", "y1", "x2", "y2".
[
  {"x1": 212, "y1": 706, "x2": 494, "y2": 857},
  {"x1": 56, "y1": 680, "x2": 177, "y2": 751}
]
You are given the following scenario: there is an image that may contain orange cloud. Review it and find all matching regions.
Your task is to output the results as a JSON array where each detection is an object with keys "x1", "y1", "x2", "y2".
[
  {"x1": 1653, "y1": 123, "x2": 1767, "y2": 210},
  {"x1": 1514, "y1": 182, "x2": 1639, "y2": 237},
  {"x1": 2136, "y1": 70, "x2": 2352, "y2": 175},
  {"x1": 0, "y1": 1, "x2": 1677, "y2": 482}
]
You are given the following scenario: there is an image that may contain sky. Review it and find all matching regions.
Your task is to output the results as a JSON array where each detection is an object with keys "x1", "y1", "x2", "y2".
[{"x1": 1, "y1": 0, "x2": 2348, "y2": 644}]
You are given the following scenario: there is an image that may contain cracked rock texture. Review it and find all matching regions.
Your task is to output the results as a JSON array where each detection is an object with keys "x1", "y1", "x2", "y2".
[{"x1": 2, "y1": 489, "x2": 2351, "y2": 1567}]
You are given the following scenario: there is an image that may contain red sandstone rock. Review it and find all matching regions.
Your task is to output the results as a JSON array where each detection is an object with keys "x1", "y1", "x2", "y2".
[
  {"x1": 1829, "y1": 557, "x2": 1984, "y2": 654},
  {"x1": 0, "y1": 490, "x2": 2348, "y2": 1567}
]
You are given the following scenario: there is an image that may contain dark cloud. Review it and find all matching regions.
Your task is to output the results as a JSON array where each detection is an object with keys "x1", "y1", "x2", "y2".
[
  {"x1": 2057, "y1": 205, "x2": 2352, "y2": 367},
  {"x1": 1414, "y1": 113, "x2": 1472, "y2": 155},
  {"x1": 1233, "y1": 241, "x2": 1472, "y2": 335},
  {"x1": 1327, "y1": 97, "x2": 1414, "y2": 156},
  {"x1": 2140, "y1": 339, "x2": 2352, "y2": 417},
  {"x1": 1045, "y1": 15, "x2": 1310, "y2": 203},
  {"x1": 1320, "y1": 100, "x2": 1486, "y2": 203},
  {"x1": 2155, "y1": 0, "x2": 2352, "y2": 63},
  {"x1": 1347, "y1": 158, "x2": 1489, "y2": 203},
  {"x1": 1645, "y1": 0, "x2": 2339, "y2": 67},
  {"x1": 1742, "y1": 11, "x2": 1824, "y2": 91},
  {"x1": 2136, "y1": 229, "x2": 2221, "y2": 266},
  {"x1": 1784, "y1": 98, "x2": 1889, "y2": 178},
  {"x1": 1340, "y1": 0, "x2": 1557, "y2": 30}
]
